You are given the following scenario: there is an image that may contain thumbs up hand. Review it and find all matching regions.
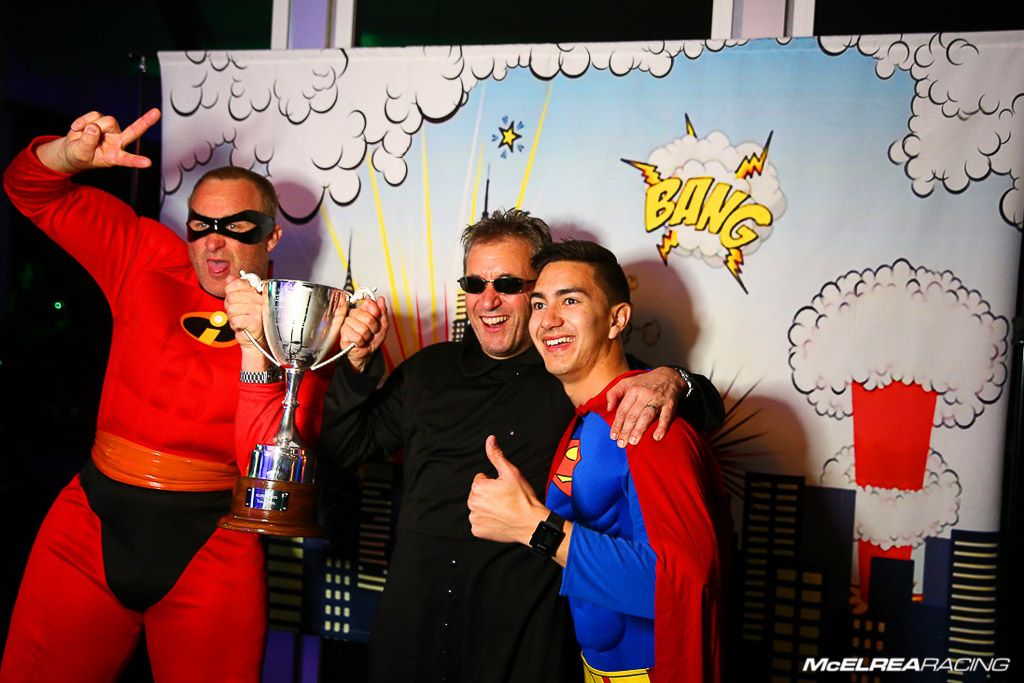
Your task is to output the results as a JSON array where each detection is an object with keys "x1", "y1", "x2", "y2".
[{"x1": 468, "y1": 436, "x2": 549, "y2": 545}]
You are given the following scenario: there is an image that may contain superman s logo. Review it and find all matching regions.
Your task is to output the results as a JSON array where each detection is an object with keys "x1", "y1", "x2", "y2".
[{"x1": 553, "y1": 438, "x2": 581, "y2": 497}]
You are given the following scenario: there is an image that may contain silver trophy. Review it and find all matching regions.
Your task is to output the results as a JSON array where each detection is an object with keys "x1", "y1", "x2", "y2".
[{"x1": 220, "y1": 275, "x2": 373, "y2": 536}]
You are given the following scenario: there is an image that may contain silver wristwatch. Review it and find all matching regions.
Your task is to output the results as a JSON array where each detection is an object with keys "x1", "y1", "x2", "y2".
[
  {"x1": 239, "y1": 367, "x2": 283, "y2": 384},
  {"x1": 673, "y1": 366, "x2": 695, "y2": 399}
]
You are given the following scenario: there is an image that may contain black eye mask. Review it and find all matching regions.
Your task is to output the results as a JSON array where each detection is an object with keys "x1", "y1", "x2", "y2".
[{"x1": 186, "y1": 209, "x2": 276, "y2": 245}]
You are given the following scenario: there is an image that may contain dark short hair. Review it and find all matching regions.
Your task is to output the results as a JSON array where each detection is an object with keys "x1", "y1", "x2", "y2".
[
  {"x1": 461, "y1": 208, "x2": 552, "y2": 268},
  {"x1": 531, "y1": 239, "x2": 631, "y2": 305},
  {"x1": 189, "y1": 166, "x2": 280, "y2": 217}
]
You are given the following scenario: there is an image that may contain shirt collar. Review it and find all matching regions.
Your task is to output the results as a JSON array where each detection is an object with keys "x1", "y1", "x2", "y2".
[{"x1": 458, "y1": 326, "x2": 544, "y2": 377}]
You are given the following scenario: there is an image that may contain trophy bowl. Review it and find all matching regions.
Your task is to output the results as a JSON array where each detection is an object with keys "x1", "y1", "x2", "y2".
[
  {"x1": 263, "y1": 279, "x2": 345, "y2": 370},
  {"x1": 220, "y1": 278, "x2": 351, "y2": 537}
]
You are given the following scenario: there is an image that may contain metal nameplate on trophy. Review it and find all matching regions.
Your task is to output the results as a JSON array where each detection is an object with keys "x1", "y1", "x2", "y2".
[{"x1": 219, "y1": 275, "x2": 374, "y2": 537}]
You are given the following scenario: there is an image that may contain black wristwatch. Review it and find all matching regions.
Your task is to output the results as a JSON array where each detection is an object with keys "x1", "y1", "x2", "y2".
[{"x1": 529, "y1": 511, "x2": 566, "y2": 558}]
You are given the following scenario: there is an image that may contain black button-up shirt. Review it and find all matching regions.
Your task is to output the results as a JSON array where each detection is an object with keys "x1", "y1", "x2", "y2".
[{"x1": 321, "y1": 331, "x2": 579, "y2": 682}]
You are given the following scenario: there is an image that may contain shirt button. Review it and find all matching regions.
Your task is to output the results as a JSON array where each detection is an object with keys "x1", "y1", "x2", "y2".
[
  {"x1": 451, "y1": 559, "x2": 457, "y2": 565},
  {"x1": 509, "y1": 430, "x2": 515, "y2": 437}
]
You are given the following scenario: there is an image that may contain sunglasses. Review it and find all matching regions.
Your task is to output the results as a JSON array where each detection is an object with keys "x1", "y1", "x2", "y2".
[{"x1": 457, "y1": 275, "x2": 536, "y2": 294}]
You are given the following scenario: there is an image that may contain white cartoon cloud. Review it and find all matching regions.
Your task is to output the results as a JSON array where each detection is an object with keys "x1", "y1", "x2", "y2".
[
  {"x1": 820, "y1": 33, "x2": 1024, "y2": 230},
  {"x1": 821, "y1": 445, "x2": 961, "y2": 549},
  {"x1": 160, "y1": 41, "x2": 744, "y2": 219},
  {"x1": 788, "y1": 259, "x2": 1008, "y2": 428}
]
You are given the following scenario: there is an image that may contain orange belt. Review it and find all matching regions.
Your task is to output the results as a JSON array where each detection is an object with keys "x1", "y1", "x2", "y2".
[
  {"x1": 91, "y1": 430, "x2": 239, "y2": 492},
  {"x1": 582, "y1": 654, "x2": 651, "y2": 683}
]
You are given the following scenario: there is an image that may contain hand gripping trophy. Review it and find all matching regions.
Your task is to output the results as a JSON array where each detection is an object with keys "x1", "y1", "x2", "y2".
[{"x1": 220, "y1": 273, "x2": 375, "y2": 536}]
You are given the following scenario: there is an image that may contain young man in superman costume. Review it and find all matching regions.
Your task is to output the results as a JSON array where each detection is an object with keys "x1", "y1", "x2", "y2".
[
  {"x1": 468, "y1": 240, "x2": 729, "y2": 682},
  {"x1": 1, "y1": 109, "x2": 326, "y2": 682}
]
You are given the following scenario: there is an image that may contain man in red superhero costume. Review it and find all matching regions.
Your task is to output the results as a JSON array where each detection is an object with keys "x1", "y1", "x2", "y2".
[
  {"x1": 1, "y1": 108, "x2": 324, "y2": 682},
  {"x1": 469, "y1": 240, "x2": 729, "y2": 682}
]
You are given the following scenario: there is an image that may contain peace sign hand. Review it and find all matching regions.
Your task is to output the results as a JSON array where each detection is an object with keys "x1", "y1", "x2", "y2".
[{"x1": 37, "y1": 108, "x2": 162, "y2": 175}]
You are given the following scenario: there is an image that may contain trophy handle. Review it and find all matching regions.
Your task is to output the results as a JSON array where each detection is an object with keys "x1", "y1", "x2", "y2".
[
  {"x1": 243, "y1": 329, "x2": 283, "y2": 368},
  {"x1": 237, "y1": 271, "x2": 280, "y2": 367},
  {"x1": 307, "y1": 287, "x2": 374, "y2": 371},
  {"x1": 310, "y1": 342, "x2": 357, "y2": 371}
]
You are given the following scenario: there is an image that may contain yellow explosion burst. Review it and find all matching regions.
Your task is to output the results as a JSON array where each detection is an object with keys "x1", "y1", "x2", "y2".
[
  {"x1": 623, "y1": 159, "x2": 663, "y2": 186},
  {"x1": 735, "y1": 131, "x2": 773, "y2": 180},
  {"x1": 658, "y1": 230, "x2": 680, "y2": 264},
  {"x1": 724, "y1": 247, "x2": 748, "y2": 293}
]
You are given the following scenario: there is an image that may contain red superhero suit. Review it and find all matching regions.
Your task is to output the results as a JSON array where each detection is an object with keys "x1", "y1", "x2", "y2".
[{"x1": 1, "y1": 139, "x2": 325, "y2": 683}]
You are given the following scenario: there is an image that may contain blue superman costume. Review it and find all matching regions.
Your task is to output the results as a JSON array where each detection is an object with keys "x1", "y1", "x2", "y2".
[{"x1": 546, "y1": 371, "x2": 728, "y2": 682}]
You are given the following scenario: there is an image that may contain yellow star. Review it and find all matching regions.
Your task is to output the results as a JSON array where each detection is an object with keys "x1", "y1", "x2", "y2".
[{"x1": 498, "y1": 121, "x2": 522, "y2": 151}]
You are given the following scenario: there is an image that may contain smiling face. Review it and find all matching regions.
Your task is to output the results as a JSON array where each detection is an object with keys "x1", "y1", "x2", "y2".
[
  {"x1": 529, "y1": 260, "x2": 631, "y2": 404},
  {"x1": 186, "y1": 178, "x2": 282, "y2": 298},
  {"x1": 464, "y1": 237, "x2": 537, "y2": 360}
]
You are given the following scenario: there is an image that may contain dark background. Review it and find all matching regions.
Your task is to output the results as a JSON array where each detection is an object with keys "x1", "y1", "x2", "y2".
[{"x1": 1, "y1": 1, "x2": 1021, "y2": 680}]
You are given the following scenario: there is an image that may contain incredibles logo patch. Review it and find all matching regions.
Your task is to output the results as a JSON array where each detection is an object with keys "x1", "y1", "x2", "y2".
[
  {"x1": 180, "y1": 310, "x2": 237, "y2": 348},
  {"x1": 553, "y1": 438, "x2": 581, "y2": 497}
]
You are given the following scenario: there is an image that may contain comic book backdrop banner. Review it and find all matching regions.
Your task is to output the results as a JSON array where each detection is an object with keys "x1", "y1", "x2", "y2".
[{"x1": 160, "y1": 33, "x2": 1022, "y2": 675}]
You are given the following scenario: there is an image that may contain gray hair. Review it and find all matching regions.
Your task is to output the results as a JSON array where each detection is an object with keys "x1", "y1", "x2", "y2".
[{"x1": 460, "y1": 208, "x2": 552, "y2": 268}]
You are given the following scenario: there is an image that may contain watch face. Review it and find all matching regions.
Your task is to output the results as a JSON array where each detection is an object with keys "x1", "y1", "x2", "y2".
[{"x1": 530, "y1": 520, "x2": 565, "y2": 557}]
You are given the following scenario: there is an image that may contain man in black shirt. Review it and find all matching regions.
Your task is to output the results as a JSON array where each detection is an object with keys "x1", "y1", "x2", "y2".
[{"x1": 320, "y1": 209, "x2": 723, "y2": 682}]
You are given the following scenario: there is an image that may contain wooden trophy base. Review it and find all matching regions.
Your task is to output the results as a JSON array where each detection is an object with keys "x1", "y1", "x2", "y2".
[{"x1": 219, "y1": 476, "x2": 322, "y2": 537}]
